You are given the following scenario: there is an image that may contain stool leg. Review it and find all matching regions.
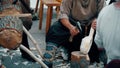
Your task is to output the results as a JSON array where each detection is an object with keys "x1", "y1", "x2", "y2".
[
  {"x1": 46, "y1": 6, "x2": 53, "y2": 34},
  {"x1": 39, "y1": 1, "x2": 44, "y2": 30},
  {"x1": 34, "y1": 0, "x2": 39, "y2": 13}
]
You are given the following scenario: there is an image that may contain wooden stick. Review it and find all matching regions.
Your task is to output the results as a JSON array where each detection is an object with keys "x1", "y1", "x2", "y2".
[
  {"x1": 0, "y1": 13, "x2": 32, "y2": 18},
  {"x1": 23, "y1": 26, "x2": 43, "y2": 59},
  {"x1": 20, "y1": 45, "x2": 48, "y2": 68}
]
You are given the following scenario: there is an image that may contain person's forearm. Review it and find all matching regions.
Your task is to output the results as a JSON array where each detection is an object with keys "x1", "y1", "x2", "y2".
[
  {"x1": 60, "y1": 18, "x2": 79, "y2": 41},
  {"x1": 60, "y1": 18, "x2": 75, "y2": 30}
]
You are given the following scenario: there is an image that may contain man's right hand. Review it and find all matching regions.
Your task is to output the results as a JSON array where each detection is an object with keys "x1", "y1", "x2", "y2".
[
  {"x1": 69, "y1": 25, "x2": 79, "y2": 37},
  {"x1": 60, "y1": 18, "x2": 80, "y2": 36}
]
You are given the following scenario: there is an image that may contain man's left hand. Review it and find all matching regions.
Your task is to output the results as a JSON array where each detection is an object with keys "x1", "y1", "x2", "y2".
[{"x1": 91, "y1": 19, "x2": 96, "y2": 30}]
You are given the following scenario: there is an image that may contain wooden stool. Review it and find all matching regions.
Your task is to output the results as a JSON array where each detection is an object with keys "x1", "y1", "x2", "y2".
[
  {"x1": 38, "y1": 0, "x2": 61, "y2": 34},
  {"x1": 71, "y1": 51, "x2": 90, "y2": 68}
]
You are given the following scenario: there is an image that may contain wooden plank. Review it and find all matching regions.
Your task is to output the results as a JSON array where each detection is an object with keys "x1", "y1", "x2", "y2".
[{"x1": 42, "y1": 0, "x2": 60, "y2": 6}]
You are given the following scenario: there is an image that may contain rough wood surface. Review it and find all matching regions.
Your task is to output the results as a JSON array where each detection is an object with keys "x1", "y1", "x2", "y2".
[
  {"x1": 0, "y1": 1, "x2": 32, "y2": 27},
  {"x1": 0, "y1": 16, "x2": 23, "y2": 50},
  {"x1": 0, "y1": 0, "x2": 14, "y2": 5},
  {"x1": 0, "y1": 0, "x2": 31, "y2": 13},
  {"x1": 0, "y1": 4, "x2": 22, "y2": 14},
  {"x1": 71, "y1": 51, "x2": 90, "y2": 68},
  {"x1": 0, "y1": 0, "x2": 32, "y2": 49},
  {"x1": 0, "y1": 13, "x2": 32, "y2": 30}
]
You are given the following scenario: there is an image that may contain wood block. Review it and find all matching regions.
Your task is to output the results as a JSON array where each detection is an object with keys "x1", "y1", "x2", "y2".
[
  {"x1": 71, "y1": 51, "x2": 90, "y2": 68},
  {"x1": 0, "y1": 16, "x2": 23, "y2": 50},
  {"x1": 0, "y1": 0, "x2": 32, "y2": 50}
]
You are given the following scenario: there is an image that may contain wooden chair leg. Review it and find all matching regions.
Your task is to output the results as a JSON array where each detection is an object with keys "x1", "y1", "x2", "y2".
[
  {"x1": 34, "y1": 0, "x2": 39, "y2": 13},
  {"x1": 39, "y1": 1, "x2": 44, "y2": 30},
  {"x1": 46, "y1": 6, "x2": 53, "y2": 34}
]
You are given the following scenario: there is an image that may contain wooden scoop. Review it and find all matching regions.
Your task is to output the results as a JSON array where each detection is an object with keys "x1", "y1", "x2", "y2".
[{"x1": 80, "y1": 27, "x2": 94, "y2": 54}]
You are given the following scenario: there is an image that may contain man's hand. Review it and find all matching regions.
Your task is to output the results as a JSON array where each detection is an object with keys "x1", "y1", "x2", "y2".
[
  {"x1": 91, "y1": 19, "x2": 97, "y2": 30},
  {"x1": 60, "y1": 18, "x2": 79, "y2": 42},
  {"x1": 69, "y1": 26, "x2": 79, "y2": 37},
  {"x1": 69, "y1": 26, "x2": 79, "y2": 42}
]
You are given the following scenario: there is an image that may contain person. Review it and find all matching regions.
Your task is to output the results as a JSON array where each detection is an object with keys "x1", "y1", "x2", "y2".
[
  {"x1": 43, "y1": 0, "x2": 105, "y2": 67},
  {"x1": 94, "y1": 0, "x2": 120, "y2": 67},
  {"x1": 97, "y1": 0, "x2": 117, "y2": 65}
]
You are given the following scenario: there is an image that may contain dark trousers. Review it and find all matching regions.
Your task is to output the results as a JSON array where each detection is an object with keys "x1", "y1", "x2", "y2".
[
  {"x1": 20, "y1": 31, "x2": 30, "y2": 56},
  {"x1": 20, "y1": 17, "x2": 32, "y2": 58},
  {"x1": 46, "y1": 19, "x2": 100, "y2": 63},
  {"x1": 105, "y1": 59, "x2": 120, "y2": 68}
]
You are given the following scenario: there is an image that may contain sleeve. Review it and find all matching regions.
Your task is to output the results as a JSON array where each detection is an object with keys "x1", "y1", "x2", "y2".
[
  {"x1": 58, "y1": 0, "x2": 73, "y2": 19},
  {"x1": 97, "y1": 0, "x2": 106, "y2": 13},
  {"x1": 94, "y1": 9, "x2": 104, "y2": 48},
  {"x1": 94, "y1": 29, "x2": 103, "y2": 48}
]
